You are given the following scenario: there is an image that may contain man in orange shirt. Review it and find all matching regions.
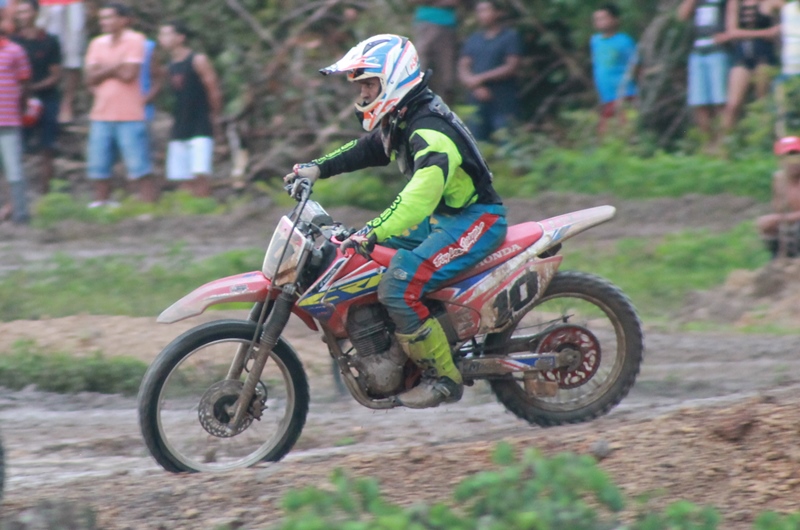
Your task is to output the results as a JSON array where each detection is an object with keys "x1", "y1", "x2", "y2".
[
  {"x1": 37, "y1": 0, "x2": 83, "y2": 123},
  {"x1": 84, "y1": 2, "x2": 155, "y2": 205}
]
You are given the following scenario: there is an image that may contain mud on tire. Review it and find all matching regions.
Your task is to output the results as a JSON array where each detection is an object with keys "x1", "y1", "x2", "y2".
[{"x1": 487, "y1": 271, "x2": 643, "y2": 427}]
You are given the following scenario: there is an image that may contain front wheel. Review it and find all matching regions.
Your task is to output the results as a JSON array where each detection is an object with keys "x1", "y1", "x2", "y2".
[
  {"x1": 487, "y1": 271, "x2": 643, "y2": 427},
  {"x1": 138, "y1": 320, "x2": 309, "y2": 473}
]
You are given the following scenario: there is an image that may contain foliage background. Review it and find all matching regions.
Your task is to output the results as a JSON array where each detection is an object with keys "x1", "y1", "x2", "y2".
[{"x1": 77, "y1": 0, "x2": 706, "y2": 182}]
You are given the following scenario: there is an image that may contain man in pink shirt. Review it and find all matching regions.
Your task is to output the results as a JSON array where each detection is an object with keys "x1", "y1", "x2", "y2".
[
  {"x1": 38, "y1": 0, "x2": 84, "y2": 123},
  {"x1": 84, "y1": 2, "x2": 155, "y2": 205},
  {"x1": 0, "y1": 29, "x2": 31, "y2": 223}
]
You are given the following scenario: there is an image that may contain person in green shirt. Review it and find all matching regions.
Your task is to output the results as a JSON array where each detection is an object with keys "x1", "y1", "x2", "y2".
[{"x1": 284, "y1": 34, "x2": 507, "y2": 408}]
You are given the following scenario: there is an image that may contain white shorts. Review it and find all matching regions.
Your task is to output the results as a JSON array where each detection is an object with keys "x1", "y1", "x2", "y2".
[
  {"x1": 166, "y1": 137, "x2": 214, "y2": 180},
  {"x1": 37, "y1": 3, "x2": 86, "y2": 69}
]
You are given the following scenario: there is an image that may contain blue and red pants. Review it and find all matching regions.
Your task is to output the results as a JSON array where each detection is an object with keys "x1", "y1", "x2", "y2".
[{"x1": 377, "y1": 203, "x2": 507, "y2": 334}]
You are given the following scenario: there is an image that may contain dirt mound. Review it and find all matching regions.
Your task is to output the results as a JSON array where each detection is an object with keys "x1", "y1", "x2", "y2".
[{"x1": 683, "y1": 259, "x2": 800, "y2": 328}]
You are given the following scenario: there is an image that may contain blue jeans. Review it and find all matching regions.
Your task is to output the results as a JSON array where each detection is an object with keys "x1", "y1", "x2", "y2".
[
  {"x1": 0, "y1": 127, "x2": 24, "y2": 183},
  {"x1": 377, "y1": 203, "x2": 507, "y2": 334},
  {"x1": 87, "y1": 120, "x2": 152, "y2": 179},
  {"x1": 468, "y1": 102, "x2": 514, "y2": 142}
]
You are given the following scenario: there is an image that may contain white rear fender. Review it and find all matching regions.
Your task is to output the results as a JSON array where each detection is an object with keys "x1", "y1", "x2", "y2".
[
  {"x1": 157, "y1": 272, "x2": 271, "y2": 324},
  {"x1": 533, "y1": 205, "x2": 615, "y2": 252}
]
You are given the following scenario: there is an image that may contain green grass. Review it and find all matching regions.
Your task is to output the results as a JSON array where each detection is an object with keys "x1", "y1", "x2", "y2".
[
  {"x1": 32, "y1": 188, "x2": 229, "y2": 229},
  {"x1": 562, "y1": 221, "x2": 770, "y2": 319},
  {"x1": 269, "y1": 140, "x2": 778, "y2": 213},
  {"x1": 0, "y1": 222, "x2": 772, "y2": 326},
  {"x1": 0, "y1": 340, "x2": 147, "y2": 395},
  {"x1": 0, "y1": 246, "x2": 263, "y2": 321},
  {"x1": 490, "y1": 142, "x2": 775, "y2": 202}
]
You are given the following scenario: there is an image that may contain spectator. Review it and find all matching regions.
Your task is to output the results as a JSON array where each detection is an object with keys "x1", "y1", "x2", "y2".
[
  {"x1": 757, "y1": 137, "x2": 800, "y2": 257},
  {"x1": 37, "y1": 0, "x2": 83, "y2": 123},
  {"x1": 716, "y1": 0, "x2": 782, "y2": 133},
  {"x1": 774, "y1": 0, "x2": 800, "y2": 138},
  {"x1": 13, "y1": 0, "x2": 61, "y2": 194},
  {"x1": 158, "y1": 20, "x2": 222, "y2": 198},
  {"x1": 411, "y1": 0, "x2": 461, "y2": 104},
  {"x1": 458, "y1": 0, "x2": 521, "y2": 142},
  {"x1": 1, "y1": 0, "x2": 17, "y2": 35},
  {"x1": 84, "y1": 2, "x2": 155, "y2": 205},
  {"x1": 141, "y1": 36, "x2": 161, "y2": 124},
  {"x1": 132, "y1": 10, "x2": 163, "y2": 126},
  {"x1": 677, "y1": 0, "x2": 730, "y2": 149},
  {"x1": 0, "y1": 24, "x2": 31, "y2": 223},
  {"x1": 590, "y1": 3, "x2": 638, "y2": 136}
]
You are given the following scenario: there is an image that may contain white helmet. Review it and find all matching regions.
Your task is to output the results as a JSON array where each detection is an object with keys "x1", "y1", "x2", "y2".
[{"x1": 320, "y1": 34, "x2": 423, "y2": 131}]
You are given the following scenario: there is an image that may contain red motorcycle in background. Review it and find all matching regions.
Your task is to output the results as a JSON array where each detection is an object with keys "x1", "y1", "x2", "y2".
[{"x1": 138, "y1": 179, "x2": 644, "y2": 473}]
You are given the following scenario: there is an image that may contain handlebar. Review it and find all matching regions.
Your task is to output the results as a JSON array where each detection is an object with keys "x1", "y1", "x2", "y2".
[{"x1": 284, "y1": 177, "x2": 313, "y2": 202}]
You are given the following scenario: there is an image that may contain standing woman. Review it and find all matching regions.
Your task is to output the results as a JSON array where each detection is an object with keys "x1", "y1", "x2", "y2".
[{"x1": 718, "y1": 0, "x2": 783, "y2": 133}]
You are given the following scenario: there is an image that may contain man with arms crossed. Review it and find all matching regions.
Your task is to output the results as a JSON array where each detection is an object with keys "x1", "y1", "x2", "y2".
[{"x1": 84, "y1": 2, "x2": 155, "y2": 205}]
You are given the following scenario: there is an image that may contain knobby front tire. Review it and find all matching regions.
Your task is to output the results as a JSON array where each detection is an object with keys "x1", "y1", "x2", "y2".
[{"x1": 138, "y1": 320, "x2": 309, "y2": 473}]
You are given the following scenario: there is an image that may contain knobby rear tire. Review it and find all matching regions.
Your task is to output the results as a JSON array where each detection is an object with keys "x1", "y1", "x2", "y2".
[
  {"x1": 487, "y1": 270, "x2": 643, "y2": 427},
  {"x1": 138, "y1": 320, "x2": 309, "y2": 473}
]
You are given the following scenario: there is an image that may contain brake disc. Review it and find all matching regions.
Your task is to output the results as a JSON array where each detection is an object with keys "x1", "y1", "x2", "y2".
[
  {"x1": 536, "y1": 325, "x2": 601, "y2": 389},
  {"x1": 198, "y1": 380, "x2": 264, "y2": 438}
]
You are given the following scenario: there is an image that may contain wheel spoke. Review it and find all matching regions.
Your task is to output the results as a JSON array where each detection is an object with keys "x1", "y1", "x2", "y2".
[
  {"x1": 156, "y1": 338, "x2": 295, "y2": 472},
  {"x1": 486, "y1": 271, "x2": 642, "y2": 426}
]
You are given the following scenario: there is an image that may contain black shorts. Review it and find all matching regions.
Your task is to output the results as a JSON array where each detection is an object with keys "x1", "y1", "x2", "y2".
[
  {"x1": 23, "y1": 95, "x2": 59, "y2": 152},
  {"x1": 733, "y1": 39, "x2": 777, "y2": 70}
]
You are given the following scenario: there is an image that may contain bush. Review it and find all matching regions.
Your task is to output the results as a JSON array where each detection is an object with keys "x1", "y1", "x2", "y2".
[
  {"x1": 273, "y1": 442, "x2": 768, "y2": 530},
  {"x1": 277, "y1": 443, "x2": 626, "y2": 530},
  {"x1": 0, "y1": 340, "x2": 147, "y2": 395}
]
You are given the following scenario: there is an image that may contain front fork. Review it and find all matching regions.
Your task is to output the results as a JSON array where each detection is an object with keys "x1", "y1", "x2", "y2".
[
  {"x1": 224, "y1": 301, "x2": 266, "y2": 381},
  {"x1": 225, "y1": 286, "x2": 294, "y2": 434}
]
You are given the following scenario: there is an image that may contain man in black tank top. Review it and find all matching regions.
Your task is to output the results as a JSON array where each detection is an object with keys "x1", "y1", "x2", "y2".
[{"x1": 158, "y1": 20, "x2": 222, "y2": 197}]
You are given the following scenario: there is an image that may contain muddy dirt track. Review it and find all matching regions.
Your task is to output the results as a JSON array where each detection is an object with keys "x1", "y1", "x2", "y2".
[{"x1": 1, "y1": 193, "x2": 799, "y2": 529}]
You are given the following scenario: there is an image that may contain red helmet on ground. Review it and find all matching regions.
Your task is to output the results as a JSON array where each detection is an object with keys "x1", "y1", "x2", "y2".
[
  {"x1": 22, "y1": 97, "x2": 43, "y2": 128},
  {"x1": 774, "y1": 136, "x2": 800, "y2": 156}
]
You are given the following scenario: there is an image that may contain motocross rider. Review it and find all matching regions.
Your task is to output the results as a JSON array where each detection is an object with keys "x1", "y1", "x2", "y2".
[{"x1": 284, "y1": 34, "x2": 508, "y2": 408}]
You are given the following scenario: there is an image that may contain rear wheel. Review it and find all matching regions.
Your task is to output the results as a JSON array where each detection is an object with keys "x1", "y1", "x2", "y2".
[
  {"x1": 487, "y1": 271, "x2": 643, "y2": 426},
  {"x1": 138, "y1": 320, "x2": 309, "y2": 472}
]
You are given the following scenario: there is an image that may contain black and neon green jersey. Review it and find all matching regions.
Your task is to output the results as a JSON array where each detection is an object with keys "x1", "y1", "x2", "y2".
[{"x1": 313, "y1": 92, "x2": 502, "y2": 242}]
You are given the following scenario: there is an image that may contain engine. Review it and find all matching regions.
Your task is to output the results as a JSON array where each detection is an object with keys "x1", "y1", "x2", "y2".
[{"x1": 345, "y1": 304, "x2": 407, "y2": 397}]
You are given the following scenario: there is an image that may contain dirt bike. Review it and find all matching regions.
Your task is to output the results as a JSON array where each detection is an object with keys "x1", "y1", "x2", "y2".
[{"x1": 138, "y1": 179, "x2": 644, "y2": 473}]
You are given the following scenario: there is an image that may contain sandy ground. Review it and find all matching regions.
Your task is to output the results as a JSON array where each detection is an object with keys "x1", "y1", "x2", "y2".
[{"x1": 0, "y1": 193, "x2": 796, "y2": 529}]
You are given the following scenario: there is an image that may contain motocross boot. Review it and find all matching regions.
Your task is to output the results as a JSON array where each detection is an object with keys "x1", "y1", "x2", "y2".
[{"x1": 395, "y1": 318, "x2": 463, "y2": 409}]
